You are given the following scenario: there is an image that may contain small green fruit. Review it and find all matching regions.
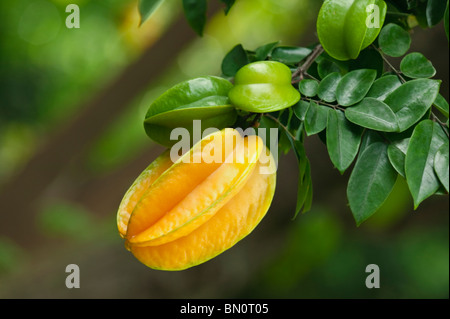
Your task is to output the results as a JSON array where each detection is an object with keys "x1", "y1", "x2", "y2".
[
  {"x1": 317, "y1": 0, "x2": 387, "y2": 61},
  {"x1": 228, "y1": 61, "x2": 300, "y2": 113}
]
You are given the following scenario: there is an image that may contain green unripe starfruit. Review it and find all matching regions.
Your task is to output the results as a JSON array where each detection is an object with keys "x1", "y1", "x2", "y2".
[
  {"x1": 317, "y1": 0, "x2": 387, "y2": 61},
  {"x1": 228, "y1": 61, "x2": 301, "y2": 113},
  {"x1": 144, "y1": 76, "x2": 237, "y2": 147}
]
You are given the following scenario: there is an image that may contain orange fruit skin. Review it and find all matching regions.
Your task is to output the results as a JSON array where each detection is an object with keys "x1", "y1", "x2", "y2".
[
  {"x1": 116, "y1": 150, "x2": 173, "y2": 238},
  {"x1": 116, "y1": 128, "x2": 276, "y2": 270}
]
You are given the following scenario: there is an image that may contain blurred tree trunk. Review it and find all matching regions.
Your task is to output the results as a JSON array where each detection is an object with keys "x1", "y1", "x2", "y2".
[{"x1": 0, "y1": 4, "x2": 221, "y2": 248}]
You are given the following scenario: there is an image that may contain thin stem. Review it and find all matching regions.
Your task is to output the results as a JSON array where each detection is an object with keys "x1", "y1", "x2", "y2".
[
  {"x1": 251, "y1": 113, "x2": 262, "y2": 128},
  {"x1": 304, "y1": 72, "x2": 320, "y2": 82},
  {"x1": 292, "y1": 72, "x2": 320, "y2": 84},
  {"x1": 292, "y1": 44, "x2": 324, "y2": 82},
  {"x1": 301, "y1": 96, "x2": 346, "y2": 112},
  {"x1": 264, "y1": 113, "x2": 298, "y2": 142},
  {"x1": 373, "y1": 45, "x2": 407, "y2": 83},
  {"x1": 432, "y1": 113, "x2": 450, "y2": 138}
]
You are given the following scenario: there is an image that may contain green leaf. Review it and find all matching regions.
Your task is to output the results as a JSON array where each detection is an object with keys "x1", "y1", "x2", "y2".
[
  {"x1": 299, "y1": 80, "x2": 319, "y2": 97},
  {"x1": 336, "y1": 69, "x2": 377, "y2": 107},
  {"x1": 293, "y1": 100, "x2": 310, "y2": 122},
  {"x1": 278, "y1": 129, "x2": 292, "y2": 155},
  {"x1": 349, "y1": 48, "x2": 384, "y2": 78},
  {"x1": 359, "y1": 130, "x2": 384, "y2": 156},
  {"x1": 317, "y1": 72, "x2": 341, "y2": 103},
  {"x1": 306, "y1": 62, "x2": 321, "y2": 81},
  {"x1": 345, "y1": 98, "x2": 399, "y2": 132},
  {"x1": 219, "y1": 0, "x2": 235, "y2": 15},
  {"x1": 366, "y1": 75, "x2": 402, "y2": 101},
  {"x1": 259, "y1": 115, "x2": 279, "y2": 151},
  {"x1": 384, "y1": 79, "x2": 441, "y2": 132},
  {"x1": 182, "y1": 0, "x2": 207, "y2": 36},
  {"x1": 144, "y1": 76, "x2": 236, "y2": 147},
  {"x1": 405, "y1": 120, "x2": 448, "y2": 208},
  {"x1": 387, "y1": 138, "x2": 410, "y2": 178},
  {"x1": 302, "y1": 176, "x2": 314, "y2": 216},
  {"x1": 278, "y1": 108, "x2": 291, "y2": 127},
  {"x1": 400, "y1": 52, "x2": 437, "y2": 79},
  {"x1": 287, "y1": 107, "x2": 301, "y2": 131},
  {"x1": 255, "y1": 41, "x2": 279, "y2": 61},
  {"x1": 378, "y1": 23, "x2": 411, "y2": 57},
  {"x1": 275, "y1": 110, "x2": 294, "y2": 155},
  {"x1": 434, "y1": 142, "x2": 449, "y2": 193},
  {"x1": 347, "y1": 142, "x2": 398, "y2": 226},
  {"x1": 287, "y1": 137, "x2": 313, "y2": 218},
  {"x1": 138, "y1": 0, "x2": 165, "y2": 25},
  {"x1": 427, "y1": 0, "x2": 448, "y2": 26},
  {"x1": 295, "y1": 159, "x2": 313, "y2": 218},
  {"x1": 326, "y1": 109, "x2": 364, "y2": 174},
  {"x1": 305, "y1": 102, "x2": 328, "y2": 136},
  {"x1": 221, "y1": 44, "x2": 249, "y2": 77},
  {"x1": 434, "y1": 94, "x2": 449, "y2": 118},
  {"x1": 271, "y1": 46, "x2": 312, "y2": 64},
  {"x1": 414, "y1": 1, "x2": 431, "y2": 28},
  {"x1": 317, "y1": 59, "x2": 340, "y2": 79}
]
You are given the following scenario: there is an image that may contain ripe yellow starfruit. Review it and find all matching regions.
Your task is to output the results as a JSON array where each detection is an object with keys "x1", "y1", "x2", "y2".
[{"x1": 117, "y1": 128, "x2": 276, "y2": 270}]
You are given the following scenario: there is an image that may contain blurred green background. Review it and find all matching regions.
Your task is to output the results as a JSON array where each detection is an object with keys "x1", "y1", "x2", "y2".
[{"x1": 0, "y1": 0, "x2": 448, "y2": 298}]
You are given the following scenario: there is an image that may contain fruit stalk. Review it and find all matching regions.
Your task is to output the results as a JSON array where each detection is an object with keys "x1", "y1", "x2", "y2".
[{"x1": 291, "y1": 44, "x2": 324, "y2": 82}]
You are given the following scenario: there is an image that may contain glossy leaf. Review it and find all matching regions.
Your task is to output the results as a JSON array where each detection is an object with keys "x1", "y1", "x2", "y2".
[
  {"x1": 317, "y1": 0, "x2": 387, "y2": 61},
  {"x1": 384, "y1": 79, "x2": 441, "y2": 132},
  {"x1": 299, "y1": 80, "x2": 319, "y2": 97},
  {"x1": 305, "y1": 102, "x2": 328, "y2": 136},
  {"x1": 295, "y1": 158, "x2": 313, "y2": 218},
  {"x1": 434, "y1": 142, "x2": 449, "y2": 193},
  {"x1": 349, "y1": 48, "x2": 384, "y2": 78},
  {"x1": 222, "y1": 44, "x2": 249, "y2": 77},
  {"x1": 144, "y1": 76, "x2": 236, "y2": 147},
  {"x1": 434, "y1": 94, "x2": 449, "y2": 118},
  {"x1": 317, "y1": 59, "x2": 340, "y2": 79},
  {"x1": 271, "y1": 46, "x2": 312, "y2": 64},
  {"x1": 426, "y1": 0, "x2": 448, "y2": 26},
  {"x1": 259, "y1": 115, "x2": 279, "y2": 151},
  {"x1": 357, "y1": 0, "x2": 387, "y2": 51},
  {"x1": 345, "y1": 98, "x2": 399, "y2": 132},
  {"x1": 278, "y1": 128, "x2": 292, "y2": 155},
  {"x1": 306, "y1": 62, "x2": 322, "y2": 82},
  {"x1": 336, "y1": 69, "x2": 377, "y2": 107},
  {"x1": 387, "y1": 138, "x2": 410, "y2": 177},
  {"x1": 255, "y1": 42, "x2": 279, "y2": 61},
  {"x1": 326, "y1": 109, "x2": 363, "y2": 174},
  {"x1": 366, "y1": 75, "x2": 402, "y2": 101},
  {"x1": 293, "y1": 100, "x2": 310, "y2": 122},
  {"x1": 139, "y1": 0, "x2": 165, "y2": 25},
  {"x1": 182, "y1": 0, "x2": 207, "y2": 36},
  {"x1": 413, "y1": 1, "x2": 431, "y2": 28},
  {"x1": 378, "y1": 23, "x2": 411, "y2": 57},
  {"x1": 287, "y1": 136, "x2": 313, "y2": 217},
  {"x1": 318, "y1": 72, "x2": 341, "y2": 103},
  {"x1": 347, "y1": 142, "x2": 398, "y2": 226},
  {"x1": 400, "y1": 52, "x2": 436, "y2": 79},
  {"x1": 287, "y1": 107, "x2": 302, "y2": 131},
  {"x1": 405, "y1": 120, "x2": 448, "y2": 208},
  {"x1": 359, "y1": 130, "x2": 384, "y2": 156}
]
